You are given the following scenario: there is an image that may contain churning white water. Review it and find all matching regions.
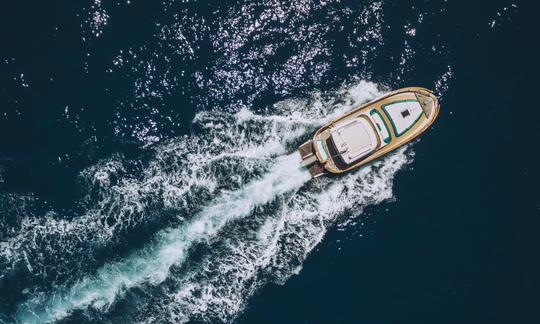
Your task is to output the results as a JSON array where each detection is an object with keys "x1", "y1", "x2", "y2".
[{"x1": 11, "y1": 81, "x2": 414, "y2": 323}]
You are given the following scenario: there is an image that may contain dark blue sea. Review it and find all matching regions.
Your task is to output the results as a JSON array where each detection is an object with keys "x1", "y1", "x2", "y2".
[{"x1": 0, "y1": 1, "x2": 538, "y2": 323}]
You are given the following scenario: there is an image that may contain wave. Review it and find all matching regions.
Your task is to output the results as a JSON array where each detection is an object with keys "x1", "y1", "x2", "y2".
[{"x1": 6, "y1": 81, "x2": 393, "y2": 323}]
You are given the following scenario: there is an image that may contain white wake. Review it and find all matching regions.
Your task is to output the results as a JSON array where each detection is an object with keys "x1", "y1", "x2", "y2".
[
  {"x1": 16, "y1": 154, "x2": 310, "y2": 323},
  {"x1": 9, "y1": 81, "x2": 412, "y2": 323}
]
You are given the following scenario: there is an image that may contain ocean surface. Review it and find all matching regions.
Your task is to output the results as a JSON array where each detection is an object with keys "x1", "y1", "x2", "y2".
[{"x1": 0, "y1": 1, "x2": 539, "y2": 323}]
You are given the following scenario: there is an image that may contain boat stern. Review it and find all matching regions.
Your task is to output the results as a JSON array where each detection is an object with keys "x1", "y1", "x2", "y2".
[{"x1": 298, "y1": 140, "x2": 326, "y2": 178}]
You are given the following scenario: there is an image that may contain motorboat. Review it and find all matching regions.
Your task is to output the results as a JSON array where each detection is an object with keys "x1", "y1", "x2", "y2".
[{"x1": 299, "y1": 87, "x2": 440, "y2": 177}]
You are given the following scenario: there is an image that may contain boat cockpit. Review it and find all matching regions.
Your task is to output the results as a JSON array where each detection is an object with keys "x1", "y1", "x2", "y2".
[{"x1": 325, "y1": 116, "x2": 380, "y2": 169}]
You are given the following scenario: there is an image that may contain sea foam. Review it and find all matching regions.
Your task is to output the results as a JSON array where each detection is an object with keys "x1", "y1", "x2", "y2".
[{"x1": 11, "y1": 80, "x2": 408, "y2": 323}]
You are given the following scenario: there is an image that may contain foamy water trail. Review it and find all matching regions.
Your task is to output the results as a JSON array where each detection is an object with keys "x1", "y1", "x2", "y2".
[
  {"x1": 141, "y1": 147, "x2": 412, "y2": 323},
  {"x1": 0, "y1": 81, "x2": 381, "y2": 283},
  {"x1": 5, "y1": 80, "x2": 393, "y2": 323},
  {"x1": 16, "y1": 154, "x2": 310, "y2": 323}
]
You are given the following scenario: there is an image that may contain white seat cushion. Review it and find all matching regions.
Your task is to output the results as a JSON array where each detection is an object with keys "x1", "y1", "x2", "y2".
[{"x1": 331, "y1": 117, "x2": 378, "y2": 164}]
